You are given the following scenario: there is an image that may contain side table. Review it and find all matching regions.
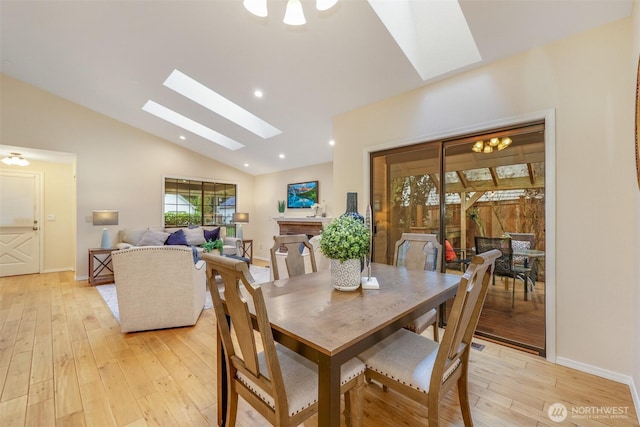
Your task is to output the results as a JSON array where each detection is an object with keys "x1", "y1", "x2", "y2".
[
  {"x1": 88, "y1": 248, "x2": 117, "y2": 285},
  {"x1": 241, "y1": 239, "x2": 253, "y2": 264}
]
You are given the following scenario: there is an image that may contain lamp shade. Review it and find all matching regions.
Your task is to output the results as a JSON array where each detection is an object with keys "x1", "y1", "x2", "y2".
[
  {"x1": 92, "y1": 210, "x2": 119, "y2": 226},
  {"x1": 232, "y1": 212, "x2": 249, "y2": 223}
]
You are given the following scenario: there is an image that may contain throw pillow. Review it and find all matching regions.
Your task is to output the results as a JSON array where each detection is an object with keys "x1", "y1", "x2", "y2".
[
  {"x1": 184, "y1": 227, "x2": 206, "y2": 246},
  {"x1": 166, "y1": 229, "x2": 188, "y2": 246},
  {"x1": 137, "y1": 230, "x2": 170, "y2": 246},
  {"x1": 204, "y1": 227, "x2": 221, "y2": 242}
]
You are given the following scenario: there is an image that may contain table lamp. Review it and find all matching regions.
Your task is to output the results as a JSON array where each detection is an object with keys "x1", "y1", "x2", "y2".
[
  {"x1": 93, "y1": 210, "x2": 119, "y2": 249},
  {"x1": 232, "y1": 212, "x2": 249, "y2": 241}
]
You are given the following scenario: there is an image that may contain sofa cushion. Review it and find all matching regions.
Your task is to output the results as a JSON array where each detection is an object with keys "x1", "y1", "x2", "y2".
[
  {"x1": 121, "y1": 228, "x2": 148, "y2": 245},
  {"x1": 138, "y1": 230, "x2": 170, "y2": 246},
  {"x1": 184, "y1": 227, "x2": 206, "y2": 246},
  {"x1": 204, "y1": 227, "x2": 221, "y2": 242},
  {"x1": 166, "y1": 229, "x2": 188, "y2": 246}
]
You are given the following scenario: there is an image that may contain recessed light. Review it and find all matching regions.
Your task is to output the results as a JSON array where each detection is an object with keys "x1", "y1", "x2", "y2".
[
  {"x1": 244, "y1": 163, "x2": 250, "y2": 167},
  {"x1": 279, "y1": 154, "x2": 285, "y2": 159},
  {"x1": 142, "y1": 100, "x2": 244, "y2": 150},
  {"x1": 254, "y1": 90, "x2": 263, "y2": 98},
  {"x1": 163, "y1": 70, "x2": 281, "y2": 139},
  {"x1": 329, "y1": 139, "x2": 335, "y2": 146},
  {"x1": 179, "y1": 135, "x2": 186, "y2": 140}
]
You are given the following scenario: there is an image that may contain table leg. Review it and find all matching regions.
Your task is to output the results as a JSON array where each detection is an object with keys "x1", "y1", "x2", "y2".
[{"x1": 317, "y1": 356, "x2": 341, "y2": 426}]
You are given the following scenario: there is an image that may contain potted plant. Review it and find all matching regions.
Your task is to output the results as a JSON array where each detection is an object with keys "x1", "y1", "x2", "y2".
[
  {"x1": 202, "y1": 238, "x2": 224, "y2": 255},
  {"x1": 277, "y1": 200, "x2": 285, "y2": 217},
  {"x1": 319, "y1": 215, "x2": 370, "y2": 291}
]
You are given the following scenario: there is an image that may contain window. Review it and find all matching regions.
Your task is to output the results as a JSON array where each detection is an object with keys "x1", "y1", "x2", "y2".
[{"x1": 163, "y1": 178, "x2": 237, "y2": 230}]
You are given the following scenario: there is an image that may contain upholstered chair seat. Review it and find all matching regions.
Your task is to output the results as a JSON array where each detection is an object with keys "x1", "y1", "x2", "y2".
[{"x1": 238, "y1": 344, "x2": 365, "y2": 416}]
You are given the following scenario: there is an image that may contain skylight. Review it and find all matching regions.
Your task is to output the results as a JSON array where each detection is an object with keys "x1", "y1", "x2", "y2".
[
  {"x1": 164, "y1": 69, "x2": 281, "y2": 139},
  {"x1": 142, "y1": 101, "x2": 245, "y2": 151},
  {"x1": 367, "y1": 0, "x2": 481, "y2": 81}
]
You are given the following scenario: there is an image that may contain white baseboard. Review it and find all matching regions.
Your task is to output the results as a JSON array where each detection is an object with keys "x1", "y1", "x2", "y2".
[
  {"x1": 556, "y1": 357, "x2": 640, "y2": 424},
  {"x1": 41, "y1": 267, "x2": 74, "y2": 273},
  {"x1": 630, "y1": 379, "x2": 640, "y2": 425}
]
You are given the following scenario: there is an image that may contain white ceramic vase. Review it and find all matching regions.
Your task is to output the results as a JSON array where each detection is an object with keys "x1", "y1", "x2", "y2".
[{"x1": 330, "y1": 258, "x2": 361, "y2": 291}]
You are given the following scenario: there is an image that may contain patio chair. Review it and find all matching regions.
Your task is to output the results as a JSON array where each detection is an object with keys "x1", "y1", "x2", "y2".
[
  {"x1": 202, "y1": 254, "x2": 365, "y2": 427},
  {"x1": 358, "y1": 249, "x2": 501, "y2": 426},
  {"x1": 507, "y1": 232, "x2": 538, "y2": 286},
  {"x1": 393, "y1": 233, "x2": 442, "y2": 340},
  {"x1": 475, "y1": 236, "x2": 532, "y2": 308}
]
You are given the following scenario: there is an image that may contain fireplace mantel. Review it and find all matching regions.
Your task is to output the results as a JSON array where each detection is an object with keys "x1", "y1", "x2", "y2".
[{"x1": 273, "y1": 217, "x2": 333, "y2": 237}]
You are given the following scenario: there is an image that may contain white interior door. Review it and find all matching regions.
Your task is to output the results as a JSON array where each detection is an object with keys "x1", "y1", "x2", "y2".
[{"x1": 0, "y1": 171, "x2": 41, "y2": 277}]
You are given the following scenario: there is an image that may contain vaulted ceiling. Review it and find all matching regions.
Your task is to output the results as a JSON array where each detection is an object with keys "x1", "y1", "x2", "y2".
[{"x1": 0, "y1": 0, "x2": 632, "y2": 175}]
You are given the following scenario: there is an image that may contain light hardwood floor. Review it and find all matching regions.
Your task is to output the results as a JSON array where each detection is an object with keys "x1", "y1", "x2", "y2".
[{"x1": 0, "y1": 270, "x2": 637, "y2": 426}]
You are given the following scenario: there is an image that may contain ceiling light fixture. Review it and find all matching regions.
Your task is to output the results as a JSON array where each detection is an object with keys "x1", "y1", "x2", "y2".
[
  {"x1": 1, "y1": 152, "x2": 29, "y2": 166},
  {"x1": 244, "y1": 0, "x2": 338, "y2": 26},
  {"x1": 471, "y1": 137, "x2": 512, "y2": 153}
]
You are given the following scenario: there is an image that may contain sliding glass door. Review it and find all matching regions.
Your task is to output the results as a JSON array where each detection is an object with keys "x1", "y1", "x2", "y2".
[{"x1": 370, "y1": 121, "x2": 546, "y2": 355}]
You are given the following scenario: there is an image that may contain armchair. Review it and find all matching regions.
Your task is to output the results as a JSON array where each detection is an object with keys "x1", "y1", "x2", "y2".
[{"x1": 111, "y1": 246, "x2": 206, "y2": 332}]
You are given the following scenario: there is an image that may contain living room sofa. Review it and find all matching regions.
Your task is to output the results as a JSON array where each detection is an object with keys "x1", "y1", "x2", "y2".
[{"x1": 116, "y1": 225, "x2": 241, "y2": 256}]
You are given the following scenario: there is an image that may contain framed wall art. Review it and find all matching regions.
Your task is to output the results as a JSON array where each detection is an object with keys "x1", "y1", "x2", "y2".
[{"x1": 287, "y1": 181, "x2": 318, "y2": 208}]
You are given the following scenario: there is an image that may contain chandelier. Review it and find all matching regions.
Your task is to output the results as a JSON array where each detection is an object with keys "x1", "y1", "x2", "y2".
[
  {"x1": 243, "y1": 0, "x2": 339, "y2": 26},
  {"x1": 1, "y1": 152, "x2": 30, "y2": 166},
  {"x1": 471, "y1": 137, "x2": 512, "y2": 153}
]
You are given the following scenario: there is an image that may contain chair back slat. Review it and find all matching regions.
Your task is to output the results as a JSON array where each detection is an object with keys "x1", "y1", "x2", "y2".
[
  {"x1": 203, "y1": 254, "x2": 288, "y2": 411},
  {"x1": 393, "y1": 233, "x2": 442, "y2": 272},
  {"x1": 431, "y1": 249, "x2": 500, "y2": 389},
  {"x1": 270, "y1": 234, "x2": 317, "y2": 280}
]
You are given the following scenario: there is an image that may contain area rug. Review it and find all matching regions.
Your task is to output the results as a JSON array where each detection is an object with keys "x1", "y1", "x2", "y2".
[{"x1": 95, "y1": 264, "x2": 272, "y2": 323}]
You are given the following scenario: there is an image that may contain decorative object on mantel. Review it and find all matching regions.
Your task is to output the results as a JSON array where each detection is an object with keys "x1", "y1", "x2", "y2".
[
  {"x1": 320, "y1": 215, "x2": 370, "y2": 291},
  {"x1": 311, "y1": 203, "x2": 321, "y2": 216},
  {"x1": 277, "y1": 200, "x2": 285, "y2": 217}
]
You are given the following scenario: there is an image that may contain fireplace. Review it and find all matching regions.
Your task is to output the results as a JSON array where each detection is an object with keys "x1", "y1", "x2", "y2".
[{"x1": 274, "y1": 217, "x2": 332, "y2": 239}]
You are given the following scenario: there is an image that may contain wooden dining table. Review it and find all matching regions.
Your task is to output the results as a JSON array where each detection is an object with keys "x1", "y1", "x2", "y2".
[{"x1": 214, "y1": 262, "x2": 461, "y2": 427}]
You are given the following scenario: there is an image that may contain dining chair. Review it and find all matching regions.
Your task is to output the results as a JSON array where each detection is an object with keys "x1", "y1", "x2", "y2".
[
  {"x1": 474, "y1": 236, "x2": 531, "y2": 308},
  {"x1": 393, "y1": 233, "x2": 442, "y2": 340},
  {"x1": 203, "y1": 254, "x2": 365, "y2": 427},
  {"x1": 357, "y1": 249, "x2": 501, "y2": 426},
  {"x1": 269, "y1": 234, "x2": 317, "y2": 280}
]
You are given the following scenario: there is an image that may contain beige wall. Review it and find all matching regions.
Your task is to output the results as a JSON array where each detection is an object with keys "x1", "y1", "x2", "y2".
[
  {"x1": 333, "y1": 16, "x2": 637, "y2": 388},
  {"x1": 1, "y1": 74, "x2": 256, "y2": 279},
  {"x1": 631, "y1": 0, "x2": 640, "y2": 414},
  {"x1": 0, "y1": 159, "x2": 76, "y2": 272},
  {"x1": 251, "y1": 162, "x2": 333, "y2": 261}
]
